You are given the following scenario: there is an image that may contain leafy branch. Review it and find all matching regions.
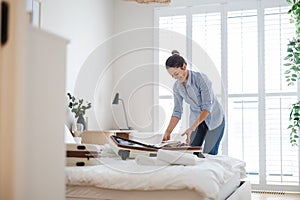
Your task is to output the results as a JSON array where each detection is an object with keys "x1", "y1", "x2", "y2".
[
  {"x1": 285, "y1": 0, "x2": 300, "y2": 146},
  {"x1": 67, "y1": 93, "x2": 92, "y2": 118},
  {"x1": 288, "y1": 101, "x2": 300, "y2": 145},
  {"x1": 284, "y1": 38, "x2": 300, "y2": 86}
]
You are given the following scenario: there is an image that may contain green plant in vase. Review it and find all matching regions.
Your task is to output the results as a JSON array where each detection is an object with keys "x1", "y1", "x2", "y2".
[{"x1": 67, "y1": 93, "x2": 92, "y2": 130}]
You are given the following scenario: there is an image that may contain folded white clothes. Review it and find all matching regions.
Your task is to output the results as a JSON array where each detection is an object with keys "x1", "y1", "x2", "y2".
[
  {"x1": 157, "y1": 149, "x2": 197, "y2": 166},
  {"x1": 135, "y1": 155, "x2": 169, "y2": 166},
  {"x1": 154, "y1": 140, "x2": 187, "y2": 148}
]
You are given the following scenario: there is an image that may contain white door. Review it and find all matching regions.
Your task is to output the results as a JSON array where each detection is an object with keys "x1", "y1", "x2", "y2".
[{"x1": 0, "y1": 1, "x2": 68, "y2": 199}]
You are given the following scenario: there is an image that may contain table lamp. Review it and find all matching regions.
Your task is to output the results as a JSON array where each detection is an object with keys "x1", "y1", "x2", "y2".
[{"x1": 112, "y1": 93, "x2": 132, "y2": 130}]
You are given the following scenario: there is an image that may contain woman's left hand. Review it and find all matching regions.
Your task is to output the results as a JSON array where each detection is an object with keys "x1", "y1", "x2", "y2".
[{"x1": 181, "y1": 128, "x2": 193, "y2": 144}]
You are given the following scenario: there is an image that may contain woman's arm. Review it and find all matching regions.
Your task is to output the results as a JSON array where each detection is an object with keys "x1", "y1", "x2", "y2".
[
  {"x1": 181, "y1": 109, "x2": 210, "y2": 144},
  {"x1": 163, "y1": 116, "x2": 180, "y2": 141}
]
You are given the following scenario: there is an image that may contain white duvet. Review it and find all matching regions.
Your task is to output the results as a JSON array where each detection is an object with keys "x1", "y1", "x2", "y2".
[{"x1": 65, "y1": 149, "x2": 246, "y2": 200}]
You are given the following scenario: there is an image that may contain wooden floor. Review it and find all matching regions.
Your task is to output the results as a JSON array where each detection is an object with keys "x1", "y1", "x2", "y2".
[{"x1": 252, "y1": 192, "x2": 300, "y2": 200}]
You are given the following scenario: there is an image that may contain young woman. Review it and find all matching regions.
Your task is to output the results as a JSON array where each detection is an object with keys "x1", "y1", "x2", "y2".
[{"x1": 163, "y1": 50, "x2": 225, "y2": 155}]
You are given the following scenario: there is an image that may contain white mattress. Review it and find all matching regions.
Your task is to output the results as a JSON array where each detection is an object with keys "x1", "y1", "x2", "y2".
[{"x1": 66, "y1": 174, "x2": 240, "y2": 200}]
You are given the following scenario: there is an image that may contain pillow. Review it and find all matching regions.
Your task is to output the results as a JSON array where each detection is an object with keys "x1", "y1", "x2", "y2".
[{"x1": 65, "y1": 125, "x2": 76, "y2": 144}]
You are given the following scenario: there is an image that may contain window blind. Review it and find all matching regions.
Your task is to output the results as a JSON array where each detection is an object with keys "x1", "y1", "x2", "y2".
[
  {"x1": 227, "y1": 8, "x2": 260, "y2": 184},
  {"x1": 155, "y1": 1, "x2": 300, "y2": 191},
  {"x1": 192, "y1": 12, "x2": 222, "y2": 74},
  {"x1": 158, "y1": 15, "x2": 186, "y2": 133},
  {"x1": 227, "y1": 9, "x2": 258, "y2": 94},
  {"x1": 264, "y1": 7, "x2": 299, "y2": 186}
]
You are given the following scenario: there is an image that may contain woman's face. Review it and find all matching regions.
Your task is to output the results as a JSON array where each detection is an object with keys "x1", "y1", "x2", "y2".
[{"x1": 167, "y1": 64, "x2": 188, "y2": 83}]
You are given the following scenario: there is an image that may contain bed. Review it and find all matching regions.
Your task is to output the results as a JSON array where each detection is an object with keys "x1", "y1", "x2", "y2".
[{"x1": 65, "y1": 142, "x2": 251, "y2": 200}]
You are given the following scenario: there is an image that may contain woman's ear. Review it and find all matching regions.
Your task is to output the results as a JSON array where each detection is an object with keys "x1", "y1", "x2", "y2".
[{"x1": 181, "y1": 64, "x2": 187, "y2": 70}]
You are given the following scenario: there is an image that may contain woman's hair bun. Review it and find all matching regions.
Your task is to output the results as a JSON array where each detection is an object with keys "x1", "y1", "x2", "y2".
[{"x1": 171, "y1": 50, "x2": 180, "y2": 55}]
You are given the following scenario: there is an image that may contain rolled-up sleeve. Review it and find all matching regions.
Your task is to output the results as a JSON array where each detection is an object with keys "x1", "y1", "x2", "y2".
[
  {"x1": 172, "y1": 84, "x2": 183, "y2": 119},
  {"x1": 199, "y1": 74, "x2": 214, "y2": 112}
]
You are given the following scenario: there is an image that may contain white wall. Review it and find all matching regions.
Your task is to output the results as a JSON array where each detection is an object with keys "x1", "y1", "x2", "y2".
[
  {"x1": 112, "y1": 0, "x2": 156, "y2": 131},
  {"x1": 42, "y1": 0, "x2": 114, "y2": 93},
  {"x1": 41, "y1": 0, "x2": 172, "y2": 131},
  {"x1": 41, "y1": 0, "x2": 115, "y2": 130},
  {"x1": 114, "y1": 0, "x2": 156, "y2": 33},
  {"x1": 41, "y1": 0, "x2": 158, "y2": 131}
]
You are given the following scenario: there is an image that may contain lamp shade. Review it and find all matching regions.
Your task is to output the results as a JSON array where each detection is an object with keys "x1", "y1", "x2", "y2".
[
  {"x1": 112, "y1": 93, "x2": 119, "y2": 104},
  {"x1": 111, "y1": 92, "x2": 132, "y2": 130}
]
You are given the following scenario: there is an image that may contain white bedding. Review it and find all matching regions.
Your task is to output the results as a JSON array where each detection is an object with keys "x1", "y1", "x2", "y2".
[{"x1": 65, "y1": 146, "x2": 246, "y2": 200}]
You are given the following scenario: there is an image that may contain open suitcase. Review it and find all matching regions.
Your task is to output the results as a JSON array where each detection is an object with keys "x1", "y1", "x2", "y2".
[
  {"x1": 66, "y1": 143, "x2": 101, "y2": 166},
  {"x1": 109, "y1": 135, "x2": 203, "y2": 160}
]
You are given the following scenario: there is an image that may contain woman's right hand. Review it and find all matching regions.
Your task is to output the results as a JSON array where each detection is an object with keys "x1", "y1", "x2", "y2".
[{"x1": 163, "y1": 132, "x2": 171, "y2": 141}]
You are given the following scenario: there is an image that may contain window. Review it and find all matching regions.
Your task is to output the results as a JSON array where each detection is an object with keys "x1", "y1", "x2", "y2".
[
  {"x1": 154, "y1": 0, "x2": 299, "y2": 191},
  {"x1": 157, "y1": 15, "x2": 187, "y2": 134},
  {"x1": 193, "y1": 12, "x2": 221, "y2": 74},
  {"x1": 227, "y1": 8, "x2": 260, "y2": 184},
  {"x1": 264, "y1": 6, "x2": 299, "y2": 187}
]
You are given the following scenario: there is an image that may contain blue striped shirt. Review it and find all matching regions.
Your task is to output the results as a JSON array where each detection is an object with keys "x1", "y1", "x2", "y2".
[{"x1": 172, "y1": 70, "x2": 224, "y2": 130}]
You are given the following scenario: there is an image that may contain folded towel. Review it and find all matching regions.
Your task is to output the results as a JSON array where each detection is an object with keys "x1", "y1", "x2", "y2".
[
  {"x1": 135, "y1": 155, "x2": 169, "y2": 166},
  {"x1": 157, "y1": 149, "x2": 197, "y2": 166}
]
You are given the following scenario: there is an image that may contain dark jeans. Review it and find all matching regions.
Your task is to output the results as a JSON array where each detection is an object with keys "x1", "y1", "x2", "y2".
[{"x1": 190, "y1": 117, "x2": 225, "y2": 155}]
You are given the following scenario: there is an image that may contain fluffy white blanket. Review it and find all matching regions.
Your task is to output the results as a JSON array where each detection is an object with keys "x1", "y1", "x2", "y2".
[{"x1": 65, "y1": 151, "x2": 246, "y2": 199}]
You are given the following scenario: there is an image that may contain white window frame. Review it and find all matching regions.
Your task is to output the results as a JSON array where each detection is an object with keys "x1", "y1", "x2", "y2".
[{"x1": 154, "y1": 0, "x2": 300, "y2": 192}]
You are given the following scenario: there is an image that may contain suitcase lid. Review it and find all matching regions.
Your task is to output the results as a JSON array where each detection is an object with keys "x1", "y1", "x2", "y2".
[{"x1": 110, "y1": 135, "x2": 202, "y2": 152}]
